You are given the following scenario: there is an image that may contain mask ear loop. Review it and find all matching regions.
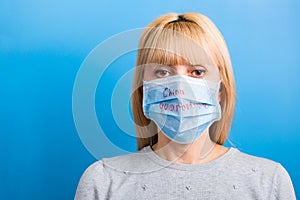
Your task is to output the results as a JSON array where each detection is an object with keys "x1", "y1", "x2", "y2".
[
  {"x1": 201, "y1": 77, "x2": 222, "y2": 120},
  {"x1": 218, "y1": 81, "x2": 223, "y2": 103}
]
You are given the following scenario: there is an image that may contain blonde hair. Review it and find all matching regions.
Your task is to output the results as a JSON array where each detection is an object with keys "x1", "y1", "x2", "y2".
[{"x1": 131, "y1": 12, "x2": 236, "y2": 150}]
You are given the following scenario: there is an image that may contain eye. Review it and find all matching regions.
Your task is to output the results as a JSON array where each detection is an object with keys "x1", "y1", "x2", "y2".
[
  {"x1": 191, "y1": 69, "x2": 206, "y2": 78},
  {"x1": 154, "y1": 69, "x2": 171, "y2": 78}
]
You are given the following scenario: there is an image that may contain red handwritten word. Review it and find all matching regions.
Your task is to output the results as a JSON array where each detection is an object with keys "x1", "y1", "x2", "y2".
[
  {"x1": 163, "y1": 87, "x2": 184, "y2": 98},
  {"x1": 159, "y1": 102, "x2": 208, "y2": 112}
]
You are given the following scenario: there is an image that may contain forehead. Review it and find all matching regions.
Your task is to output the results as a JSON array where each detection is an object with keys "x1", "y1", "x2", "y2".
[
  {"x1": 140, "y1": 47, "x2": 219, "y2": 75},
  {"x1": 139, "y1": 26, "x2": 221, "y2": 81},
  {"x1": 142, "y1": 24, "x2": 216, "y2": 60},
  {"x1": 142, "y1": 27, "x2": 218, "y2": 64}
]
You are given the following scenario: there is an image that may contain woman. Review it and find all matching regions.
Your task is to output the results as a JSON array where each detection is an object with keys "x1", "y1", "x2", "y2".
[{"x1": 75, "y1": 12, "x2": 296, "y2": 199}]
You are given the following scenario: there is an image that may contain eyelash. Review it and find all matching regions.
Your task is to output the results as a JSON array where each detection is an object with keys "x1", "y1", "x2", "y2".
[
  {"x1": 191, "y1": 69, "x2": 206, "y2": 77},
  {"x1": 154, "y1": 69, "x2": 170, "y2": 77}
]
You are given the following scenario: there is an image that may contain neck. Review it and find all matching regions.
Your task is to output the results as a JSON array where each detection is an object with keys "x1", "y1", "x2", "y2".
[{"x1": 151, "y1": 130, "x2": 227, "y2": 164}]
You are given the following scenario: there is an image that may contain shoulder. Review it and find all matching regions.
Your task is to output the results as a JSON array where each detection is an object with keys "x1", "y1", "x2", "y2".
[
  {"x1": 79, "y1": 159, "x2": 108, "y2": 179},
  {"x1": 101, "y1": 146, "x2": 159, "y2": 173},
  {"x1": 230, "y1": 148, "x2": 296, "y2": 199},
  {"x1": 75, "y1": 160, "x2": 111, "y2": 200},
  {"x1": 75, "y1": 148, "x2": 152, "y2": 199},
  {"x1": 230, "y1": 148, "x2": 289, "y2": 179},
  {"x1": 78, "y1": 146, "x2": 156, "y2": 177},
  {"x1": 231, "y1": 148, "x2": 280, "y2": 171},
  {"x1": 78, "y1": 150, "x2": 148, "y2": 178}
]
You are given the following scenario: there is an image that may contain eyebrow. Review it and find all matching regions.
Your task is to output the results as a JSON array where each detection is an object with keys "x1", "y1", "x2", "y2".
[
  {"x1": 163, "y1": 64, "x2": 206, "y2": 68},
  {"x1": 192, "y1": 64, "x2": 206, "y2": 68}
]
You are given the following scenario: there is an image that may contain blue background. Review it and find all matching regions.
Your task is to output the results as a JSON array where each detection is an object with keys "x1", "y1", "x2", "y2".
[{"x1": 1, "y1": 0, "x2": 299, "y2": 199}]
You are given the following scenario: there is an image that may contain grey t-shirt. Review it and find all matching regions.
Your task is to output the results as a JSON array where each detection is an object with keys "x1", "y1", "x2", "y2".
[{"x1": 74, "y1": 146, "x2": 296, "y2": 200}]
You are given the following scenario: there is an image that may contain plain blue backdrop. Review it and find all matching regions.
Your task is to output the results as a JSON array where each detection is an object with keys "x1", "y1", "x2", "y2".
[{"x1": 1, "y1": 0, "x2": 299, "y2": 199}]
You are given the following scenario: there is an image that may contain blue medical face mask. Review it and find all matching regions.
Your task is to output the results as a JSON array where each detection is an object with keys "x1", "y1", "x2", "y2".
[{"x1": 142, "y1": 75, "x2": 221, "y2": 144}]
